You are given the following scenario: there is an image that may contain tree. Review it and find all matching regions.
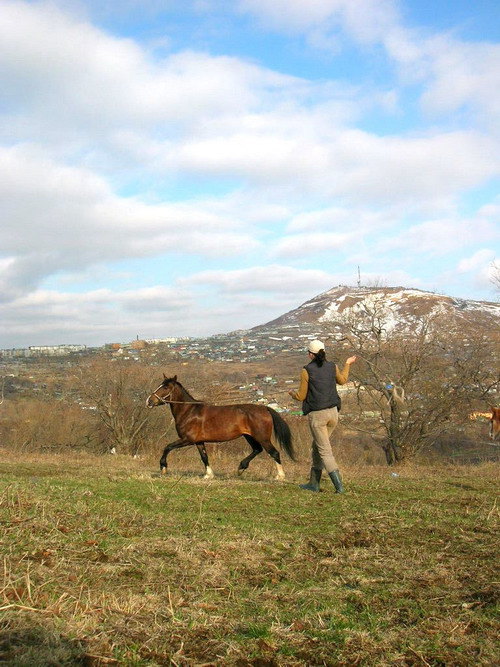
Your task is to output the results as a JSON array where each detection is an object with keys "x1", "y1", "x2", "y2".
[
  {"x1": 77, "y1": 360, "x2": 164, "y2": 456},
  {"x1": 491, "y1": 260, "x2": 500, "y2": 293},
  {"x1": 328, "y1": 296, "x2": 499, "y2": 465}
]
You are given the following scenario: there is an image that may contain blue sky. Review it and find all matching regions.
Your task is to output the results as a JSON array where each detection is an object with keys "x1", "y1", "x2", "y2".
[{"x1": 0, "y1": 0, "x2": 499, "y2": 347}]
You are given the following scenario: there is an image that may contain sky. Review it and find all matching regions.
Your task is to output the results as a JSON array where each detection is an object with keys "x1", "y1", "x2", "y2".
[{"x1": 1, "y1": 0, "x2": 499, "y2": 348}]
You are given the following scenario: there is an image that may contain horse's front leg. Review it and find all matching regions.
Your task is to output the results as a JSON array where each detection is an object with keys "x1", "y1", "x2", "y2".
[
  {"x1": 160, "y1": 438, "x2": 193, "y2": 474},
  {"x1": 196, "y1": 443, "x2": 215, "y2": 480}
]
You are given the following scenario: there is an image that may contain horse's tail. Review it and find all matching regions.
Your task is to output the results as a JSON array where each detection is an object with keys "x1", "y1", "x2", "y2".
[{"x1": 268, "y1": 408, "x2": 295, "y2": 461}]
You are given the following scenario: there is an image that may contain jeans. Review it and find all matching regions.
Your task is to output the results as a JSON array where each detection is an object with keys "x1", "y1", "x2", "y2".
[{"x1": 308, "y1": 406, "x2": 339, "y2": 473}]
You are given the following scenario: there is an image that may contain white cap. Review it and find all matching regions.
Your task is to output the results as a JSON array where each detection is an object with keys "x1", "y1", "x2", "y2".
[{"x1": 308, "y1": 339, "x2": 324, "y2": 354}]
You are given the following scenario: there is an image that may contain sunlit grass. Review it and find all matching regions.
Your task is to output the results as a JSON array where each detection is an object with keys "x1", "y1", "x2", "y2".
[{"x1": 0, "y1": 450, "x2": 498, "y2": 665}]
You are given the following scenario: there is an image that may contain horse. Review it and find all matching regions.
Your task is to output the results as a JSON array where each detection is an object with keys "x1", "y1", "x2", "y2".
[
  {"x1": 146, "y1": 375, "x2": 295, "y2": 480},
  {"x1": 490, "y1": 407, "x2": 500, "y2": 441}
]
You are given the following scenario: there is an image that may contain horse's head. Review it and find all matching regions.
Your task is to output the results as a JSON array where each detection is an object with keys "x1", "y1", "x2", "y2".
[
  {"x1": 490, "y1": 407, "x2": 500, "y2": 441},
  {"x1": 146, "y1": 374, "x2": 178, "y2": 408}
]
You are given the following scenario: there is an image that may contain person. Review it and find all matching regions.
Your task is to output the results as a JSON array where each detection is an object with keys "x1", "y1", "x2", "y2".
[{"x1": 288, "y1": 339, "x2": 357, "y2": 493}]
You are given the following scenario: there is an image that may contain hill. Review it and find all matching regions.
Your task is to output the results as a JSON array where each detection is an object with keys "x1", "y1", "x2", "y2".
[{"x1": 252, "y1": 285, "x2": 500, "y2": 336}]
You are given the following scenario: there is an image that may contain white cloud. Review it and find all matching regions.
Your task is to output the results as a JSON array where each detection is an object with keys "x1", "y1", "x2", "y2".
[
  {"x1": 4, "y1": 115, "x2": 493, "y2": 307},
  {"x1": 162, "y1": 124, "x2": 498, "y2": 207},
  {"x1": 456, "y1": 249, "x2": 497, "y2": 290},
  {"x1": 0, "y1": 1, "x2": 298, "y2": 153},
  {"x1": 0, "y1": 284, "x2": 196, "y2": 344},
  {"x1": 0, "y1": 2, "x2": 498, "y2": 347},
  {"x1": 179, "y1": 264, "x2": 337, "y2": 294},
  {"x1": 330, "y1": 130, "x2": 498, "y2": 204},
  {"x1": 380, "y1": 217, "x2": 499, "y2": 257},
  {"x1": 287, "y1": 206, "x2": 398, "y2": 233},
  {"x1": 0, "y1": 145, "x2": 260, "y2": 298},
  {"x1": 0, "y1": 269, "x2": 331, "y2": 346},
  {"x1": 274, "y1": 232, "x2": 351, "y2": 258},
  {"x1": 239, "y1": 0, "x2": 500, "y2": 133},
  {"x1": 238, "y1": 0, "x2": 400, "y2": 45},
  {"x1": 1, "y1": 2, "x2": 497, "y2": 210},
  {"x1": 416, "y1": 38, "x2": 500, "y2": 126},
  {"x1": 457, "y1": 249, "x2": 496, "y2": 274}
]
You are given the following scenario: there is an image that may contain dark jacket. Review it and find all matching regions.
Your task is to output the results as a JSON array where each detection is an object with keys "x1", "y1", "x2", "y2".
[{"x1": 302, "y1": 360, "x2": 341, "y2": 415}]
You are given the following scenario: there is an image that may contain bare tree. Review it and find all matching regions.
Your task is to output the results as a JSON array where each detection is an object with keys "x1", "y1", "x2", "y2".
[
  {"x1": 77, "y1": 361, "x2": 161, "y2": 456},
  {"x1": 327, "y1": 298, "x2": 499, "y2": 465},
  {"x1": 433, "y1": 324, "x2": 500, "y2": 406},
  {"x1": 0, "y1": 396, "x2": 99, "y2": 453},
  {"x1": 491, "y1": 260, "x2": 500, "y2": 293}
]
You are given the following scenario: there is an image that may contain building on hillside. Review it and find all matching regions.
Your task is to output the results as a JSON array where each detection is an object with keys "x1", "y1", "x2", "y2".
[
  {"x1": 131, "y1": 339, "x2": 148, "y2": 350},
  {"x1": 1, "y1": 345, "x2": 88, "y2": 358},
  {"x1": 28, "y1": 345, "x2": 87, "y2": 356}
]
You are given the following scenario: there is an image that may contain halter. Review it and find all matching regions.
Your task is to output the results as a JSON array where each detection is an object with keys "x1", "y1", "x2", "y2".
[
  {"x1": 151, "y1": 390, "x2": 172, "y2": 404},
  {"x1": 148, "y1": 383, "x2": 174, "y2": 406},
  {"x1": 147, "y1": 382, "x2": 203, "y2": 406}
]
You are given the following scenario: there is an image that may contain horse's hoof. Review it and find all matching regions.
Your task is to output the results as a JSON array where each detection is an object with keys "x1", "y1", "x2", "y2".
[
  {"x1": 274, "y1": 474, "x2": 286, "y2": 482},
  {"x1": 160, "y1": 467, "x2": 167, "y2": 476},
  {"x1": 237, "y1": 468, "x2": 245, "y2": 476},
  {"x1": 203, "y1": 466, "x2": 214, "y2": 480}
]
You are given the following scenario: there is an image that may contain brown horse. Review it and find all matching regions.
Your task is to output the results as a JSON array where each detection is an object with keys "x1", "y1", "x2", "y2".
[
  {"x1": 490, "y1": 407, "x2": 500, "y2": 441},
  {"x1": 146, "y1": 375, "x2": 295, "y2": 480}
]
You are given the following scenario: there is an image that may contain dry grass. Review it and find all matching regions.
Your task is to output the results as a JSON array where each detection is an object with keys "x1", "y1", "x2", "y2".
[{"x1": 0, "y1": 450, "x2": 498, "y2": 666}]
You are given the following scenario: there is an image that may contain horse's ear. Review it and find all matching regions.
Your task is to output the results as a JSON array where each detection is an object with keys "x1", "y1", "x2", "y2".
[
  {"x1": 163, "y1": 373, "x2": 167, "y2": 379},
  {"x1": 173, "y1": 375, "x2": 177, "y2": 382}
]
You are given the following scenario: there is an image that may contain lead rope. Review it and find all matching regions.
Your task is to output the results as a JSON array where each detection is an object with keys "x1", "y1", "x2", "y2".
[{"x1": 151, "y1": 391, "x2": 205, "y2": 405}]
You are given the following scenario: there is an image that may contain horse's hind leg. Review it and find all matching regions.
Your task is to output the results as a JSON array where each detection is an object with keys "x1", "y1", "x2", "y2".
[
  {"x1": 260, "y1": 439, "x2": 286, "y2": 481},
  {"x1": 196, "y1": 443, "x2": 215, "y2": 480},
  {"x1": 238, "y1": 435, "x2": 263, "y2": 476}
]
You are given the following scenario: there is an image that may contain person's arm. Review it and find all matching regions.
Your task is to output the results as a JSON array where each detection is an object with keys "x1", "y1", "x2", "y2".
[
  {"x1": 288, "y1": 368, "x2": 309, "y2": 401},
  {"x1": 335, "y1": 356, "x2": 357, "y2": 385}
]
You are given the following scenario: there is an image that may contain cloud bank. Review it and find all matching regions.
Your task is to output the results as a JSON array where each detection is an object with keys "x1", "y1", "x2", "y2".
[{"x1": 0, "y1": 0, "x2": 498, "y2": 347}]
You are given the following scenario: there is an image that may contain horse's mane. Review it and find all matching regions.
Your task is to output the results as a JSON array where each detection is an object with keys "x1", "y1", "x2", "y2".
[{"x1": 162, "y1": 377, "x2": 200, "y2": 403}]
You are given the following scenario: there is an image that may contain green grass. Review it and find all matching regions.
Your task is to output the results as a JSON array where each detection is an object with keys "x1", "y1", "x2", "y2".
[{"x1": 0, "y1": 451, "x2": 498, "y2": 665}]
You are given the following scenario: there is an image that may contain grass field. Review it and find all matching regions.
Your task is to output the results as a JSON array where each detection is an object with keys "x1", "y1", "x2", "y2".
[{"x1": 0, "y1": 450, "x2": 498, "y2": 666}]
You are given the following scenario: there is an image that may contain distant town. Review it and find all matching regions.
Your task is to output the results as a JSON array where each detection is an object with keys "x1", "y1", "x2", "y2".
[
  {"x1": 0, "y1": 321, "x2": 348, "y2": 363},
  {"x1": 0, "y1": 322, "x2": 355, "y2": 414}
]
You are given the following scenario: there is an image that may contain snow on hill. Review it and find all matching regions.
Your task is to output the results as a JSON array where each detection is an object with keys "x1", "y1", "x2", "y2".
[{"x1": 254, "y1": 286, "x2": 500, "y2": 335}]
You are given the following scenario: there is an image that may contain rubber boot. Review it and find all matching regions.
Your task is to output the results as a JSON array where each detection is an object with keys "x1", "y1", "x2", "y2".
[
  {"x1": 328, "y1": 469, "x2": 345, "y2": 494},
  {"x1": 299, "y1": 467, "x2": 322, "y2": 492}
]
